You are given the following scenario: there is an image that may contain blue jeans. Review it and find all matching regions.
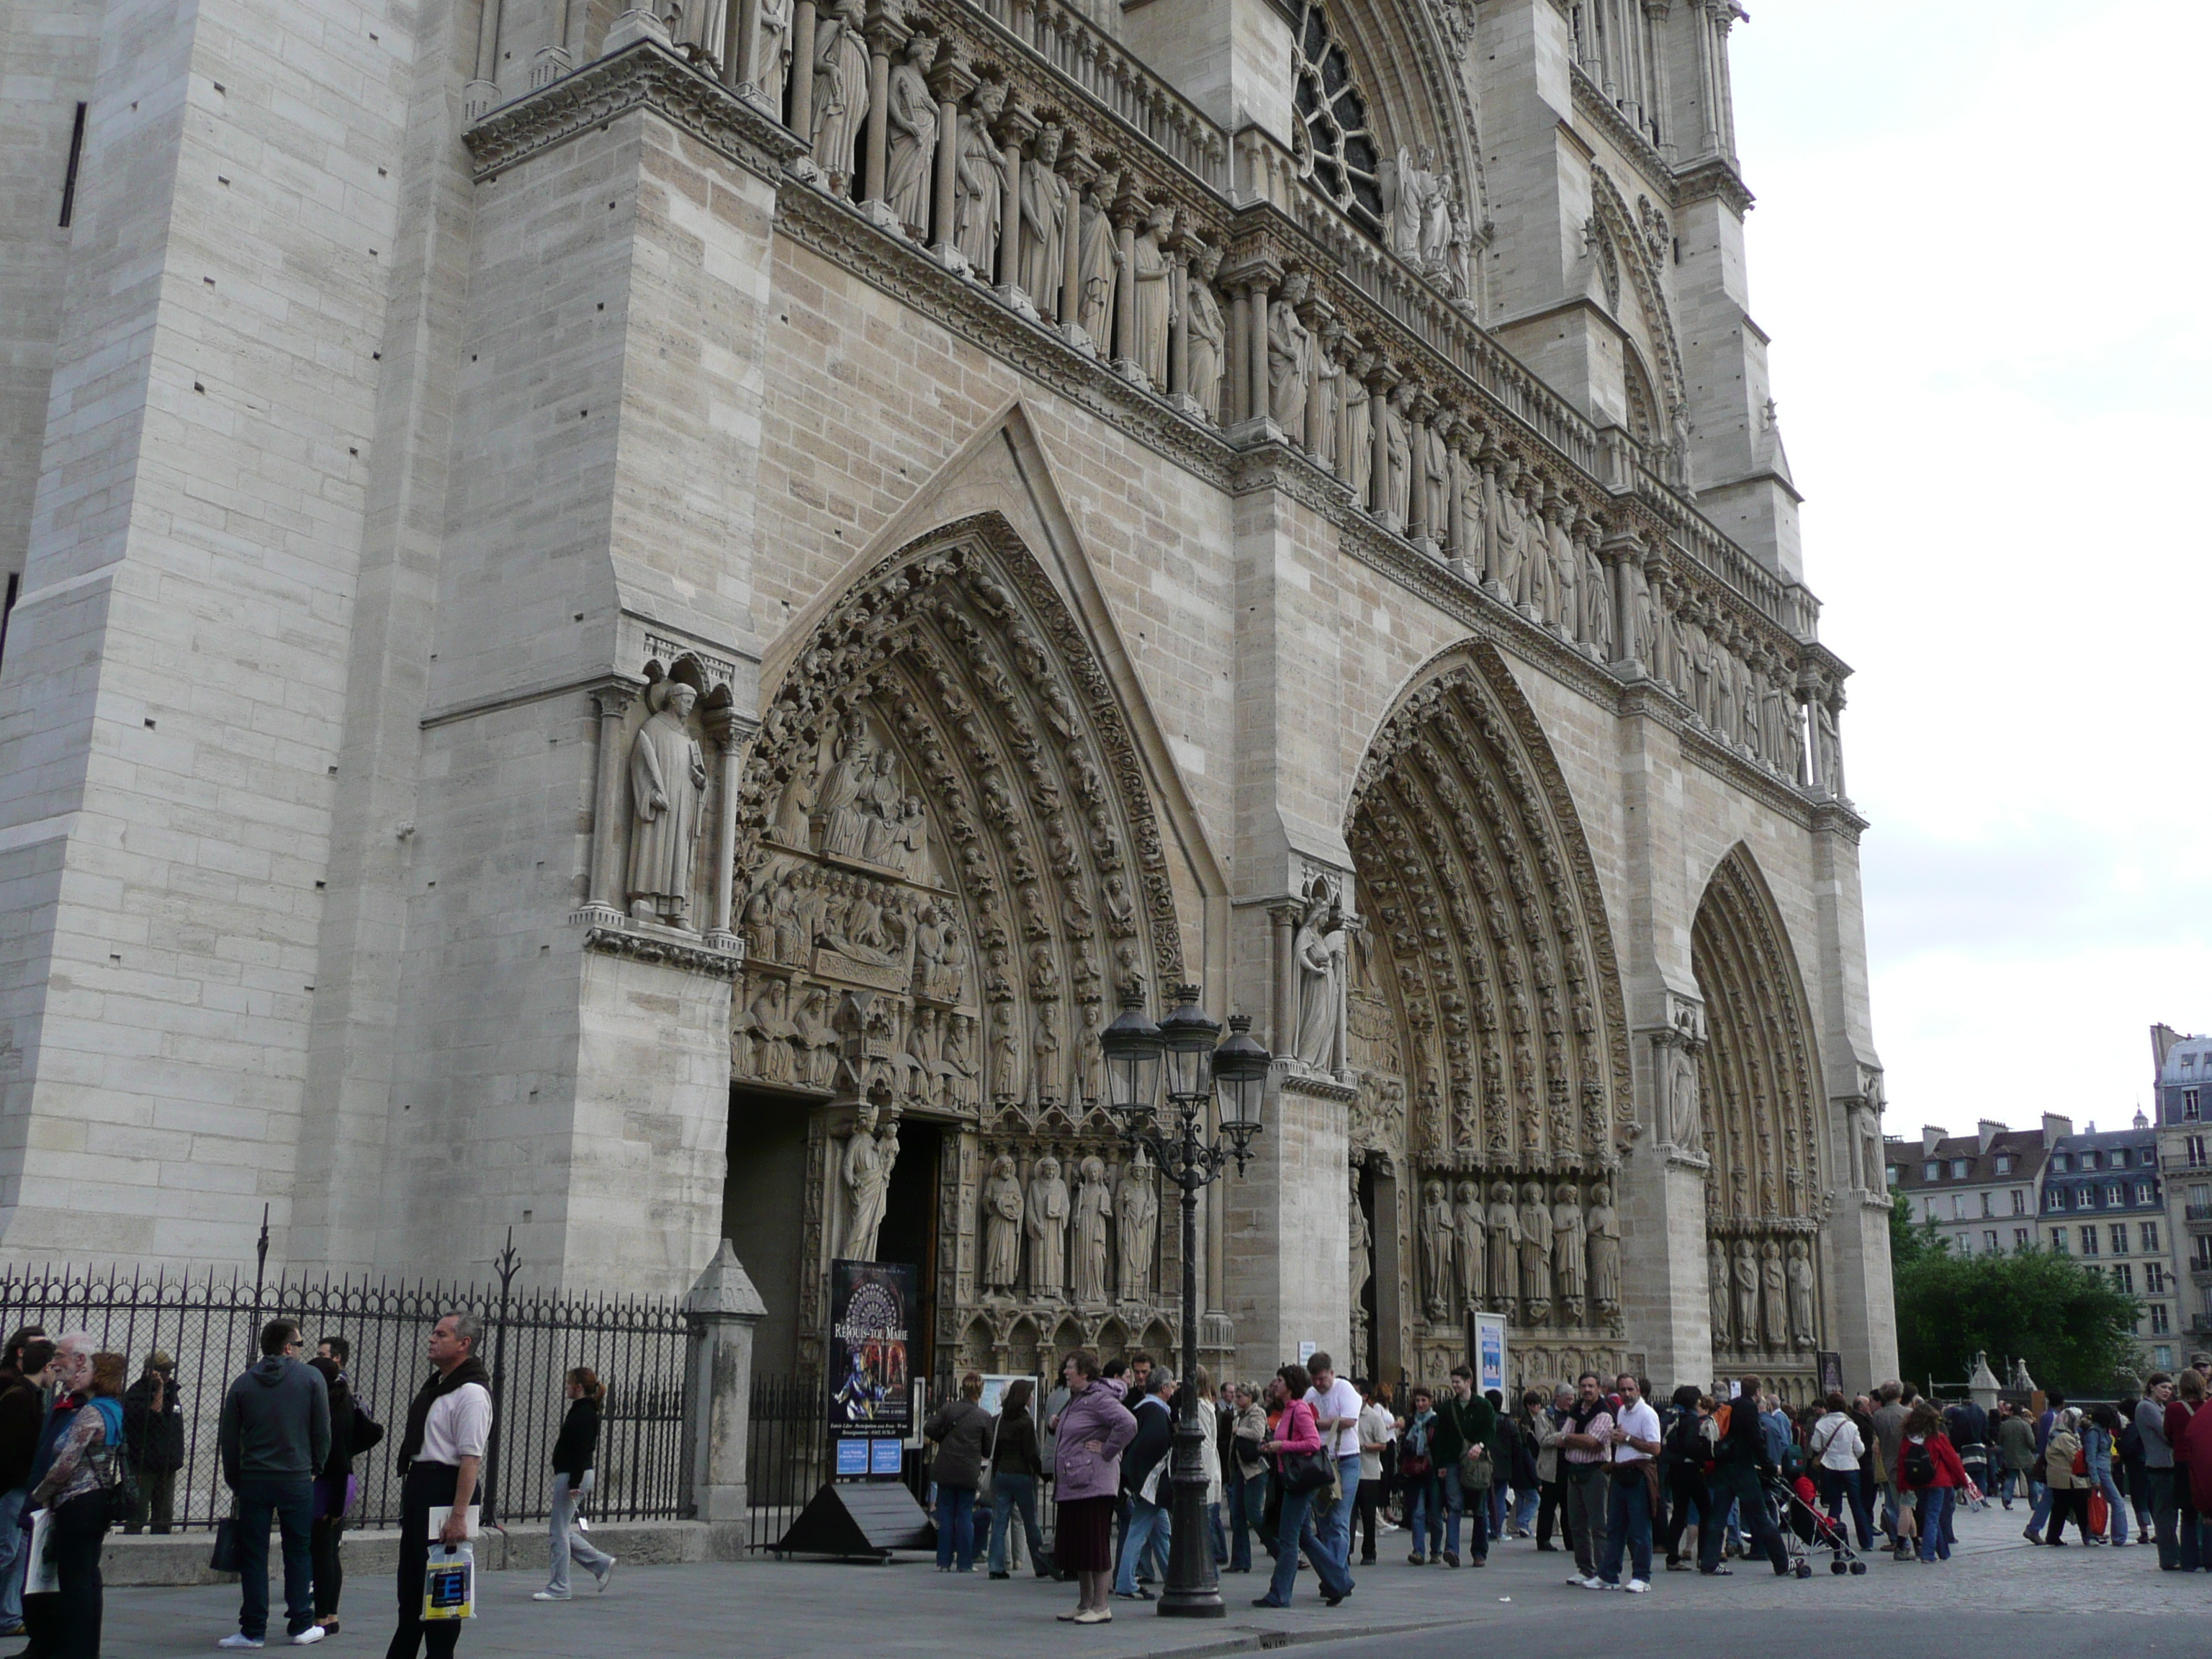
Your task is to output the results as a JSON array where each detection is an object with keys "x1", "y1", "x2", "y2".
[
  {"x1": 1263, "y1": 1485, "x2": 1351, "y2": 1605},
  {"x1": 1404, "y1": 1473, "x2": 1442, "y2": 1556},
  {"x1": 1113, "y1": 1493, "x2": 1170, "y2": 1593},
  {"x1": 234, "y1": 1477, "x2": 315, "y2": 1640},
  {"x1": 988, "y1": 1473, "x2": 1043, "y2": 1573},
  {"x1": 1312, "y1": 1455, "x2": 1360, "y2": 1561},
  {"x1": 1208, "y1": 1500, "x2": 1226, "y2": 1565},
  {"x1": 933, "y1": 1483, "x2": 977, "y2": 1570},
  {"x1": 1511, "y1": 1485, "x2": 1539, "y2": 1535},
  {"x1": 1440, "y1": 1464, "x2": 1465, "y2": 1557},
  {"x1": 1228, "y1": 1470, "x2": 1264, "y2": 1570},
  {"x1": 1819, "y1": 1466, "x2": 1873, "y2": 1549},
  {"x1": 1915, "y1": 1486, "x2": 1952, "y2": 1561},
  {"x1": 1598, "y1": 1468, "x2": 1652, "y2": 1586},
  {"x1": 0, "y1": 1487, "x2": 24, "y2": 1627},
  {"x1": 2027, "y1": 1480, "x2": 2054, "y2": 1537}
]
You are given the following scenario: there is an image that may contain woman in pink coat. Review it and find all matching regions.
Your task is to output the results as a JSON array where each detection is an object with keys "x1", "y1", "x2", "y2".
[{"x1": 1051, "y1": 1351, "x2": 1138, "y2": 1624}]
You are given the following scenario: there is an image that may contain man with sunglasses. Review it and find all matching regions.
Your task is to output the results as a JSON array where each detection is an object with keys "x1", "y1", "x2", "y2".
[{"x1": 218, "y1": 1319, "x2": 331, "y2": 1648}]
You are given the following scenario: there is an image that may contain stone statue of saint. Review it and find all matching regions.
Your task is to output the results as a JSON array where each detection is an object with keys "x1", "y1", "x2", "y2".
[
  {"x1": 1708, "y1": 1238, "x2": 1730, "y2": 1350},
  {"x1": 1421, "y1": 1179, "x2": 1454, "y2": 1318},
  {"x1": 1786, "y1": 1238, "x2": 1817, "y2": 1349},
  {"x1": 1350, "y1": 1172, "x2": 1372, "y2": 1305},
  {"x1": 753, "y1": 0, "x2": 794, "y2": 112},
  {"x1": 1761, "y1": 1239, "x2": 1788, "y2": 1350},
  {"x1": 795, "y1": 983, "x2": 840, "y2": 1087},
  {"x1": 1669, "y1": 1044, "x2": 1701, "y2": 1146},
  {"x1": 1019, "y1": 126, "x2": 1067, "y2": 305},
  {"x1": 1291, "y1": 892, "x2": 1342, "y2": 1069},
  {"x1": 1452, "y1": 1179, "x2": 1484, "y2": 1310},
  {"x1": 1132, "y1": 207, "x2": 1173, "y2": 391},
  {"x1": 1383, "y1": 392, "x2": 1411, "y2": 525},
  {"x1": 1185, "y1": 258, "x2": 1225, "y2": 421},
  {"x1": 883, "y1": 32, "x2": 938, "y2": 238},
  {"x1": 810, "y1": 0, "x2": 869, "y2": 196},
  {"x1": 983, "y1": 1155, "x2": 1024, "y2": 1290},
  {"x1": 746, "y1": 978, "x2": 796, "y2": 1082},
  {"x1": 1485, "y1": 1181, "x2": 1520, "y2": 1305},
  {"x1": 1518, "y1": 1181, "x2": 1552, "y2": 1316},
  {"x1": 953, "y1": 84, "x2": 1008, "y2": 274},
  {"x1": 1587, "y1": 1182, "x2": 1621, "y2": 1315},
  {"x1": 1031, "y1": 998, "x2": 1063, "y2": 1102},
  {"x1": 840, "y1": 1103, "x2": 897, "y2": 1259},
  {"x1": 1267, "y1": 284, "x2": 1313, "y2": 430},
  {"x1": 1027, "y1": 1154, "x2": 1069, "y2": 1296},
  {"x1": 1732, "y1": 1238, "x2": 1760, "y2": 1348},
  {"x1": 1552, "y1": 1184, "x2": 1588, "y2": 1305},
  {"x1": 626, "y1": 680, "x2": 709, "y2": 927},
  {"x1": 1072, "y1": 1156, "x2": 1112, "y2": 1303},
  {"x1": 1491, "y1": 459, "x2": 1528, "y2": 596},
  {"x1": 1075, "y1": 188, "x2": 1120, "y2": 347},
  {"x1": 1117, "y1": 1150, "x2": 1157, "y2": 1298}
]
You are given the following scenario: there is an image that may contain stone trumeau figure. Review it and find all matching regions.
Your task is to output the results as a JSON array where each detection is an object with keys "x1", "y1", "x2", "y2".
[
  {"x1": 1117, "y1": 1149, "x2": 1157, "y2": 1298},
  {"x1": 983, "y1": 1155, "x2": 1024, "y2": 1290},
  {"x1": 626, "y1": 679, "x2": 708, "y2": 927},
  {"x1": 1027, "y1": 1154, "x2": 1069, "y2": 1296},
  {"x1": 841, "y1": 1102, "x2": 898, "y2": 1260}
]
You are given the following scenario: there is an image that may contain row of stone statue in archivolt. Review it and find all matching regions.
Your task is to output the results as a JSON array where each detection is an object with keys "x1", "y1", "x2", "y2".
[
  {"x1": 683, "y1": 0, "x2": 1834, "y2": 710},
  {"x1": 1398, "y1": 1174, "x2": 1627, "y2": 1334}
]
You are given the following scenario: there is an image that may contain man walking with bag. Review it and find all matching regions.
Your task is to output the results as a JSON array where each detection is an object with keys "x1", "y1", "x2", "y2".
[
  {"x1": 388, "y1": 1313, "x2": 492, "y2": 1659},
  {"x1": 218, "y1": 1320, "x2": 331, "y2": 1649}
]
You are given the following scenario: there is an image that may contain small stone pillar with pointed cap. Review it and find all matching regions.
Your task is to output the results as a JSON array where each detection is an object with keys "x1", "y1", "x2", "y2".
[{"x1": 686, "y1": 1239, "x2": 768, "y2": 1529}]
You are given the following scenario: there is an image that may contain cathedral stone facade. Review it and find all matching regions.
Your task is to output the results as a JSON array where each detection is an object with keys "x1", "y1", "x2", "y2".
[{"x1": 0, "y1": 0, "x2": 1897, "y2": 1395}]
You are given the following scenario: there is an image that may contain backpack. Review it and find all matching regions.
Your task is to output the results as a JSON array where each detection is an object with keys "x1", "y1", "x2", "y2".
[
  {"x1": 85, "y1": 1397, "x2": 140, "y2": 1527},
  {"x1": 1696, "y1": 1411, "x2": 1723, "y2": 1472},
  {"x1": 1900, "y1": 1438, "x2": 1935, "y2": 1487}
]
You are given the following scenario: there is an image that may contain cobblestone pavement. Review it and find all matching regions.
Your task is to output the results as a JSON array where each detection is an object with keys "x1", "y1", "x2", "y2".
[{"x1": 100, "y1": 1495, "x2": 2206, "y2": 1658}]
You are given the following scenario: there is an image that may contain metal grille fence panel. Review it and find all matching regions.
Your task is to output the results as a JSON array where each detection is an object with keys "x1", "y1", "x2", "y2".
[{"x1": 0, "y1": 1259, "x2": 694, "y2": 1531}]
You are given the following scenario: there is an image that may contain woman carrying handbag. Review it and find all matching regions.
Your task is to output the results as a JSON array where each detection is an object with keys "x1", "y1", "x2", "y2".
[{"x1": 1251, "y1": 1364, "x2": 1353, "y2": 1609}]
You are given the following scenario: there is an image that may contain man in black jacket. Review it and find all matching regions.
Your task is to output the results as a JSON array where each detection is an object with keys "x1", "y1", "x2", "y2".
[
  {"x1": 0, "y1": 1332, "x2": 53, "y2": 1640},
  {"x1": 122, "y1": 1351, "x2": 186, "y2": 1534},
  {"x1": 1113, "y1": 1375, "x2": 1175, "y2": 1599},
  {"x1": 217, "y1": 1319, "x2": 332, "y2": 1648},
  {"x1": 1697, "y1": 1375, "x2": 1789, "y2": 1576}
]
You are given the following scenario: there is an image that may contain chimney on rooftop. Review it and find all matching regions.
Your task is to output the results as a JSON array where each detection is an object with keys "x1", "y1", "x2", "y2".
[
  {"x1": 1921, "y1": 1125, "x2": 1943, "y2": 1157},
  {"x1": 2042, "y1": 1113, "x2": 2073, "y2": 1145},
  {"x1": 1977, "y1": 1119, "x2": 2003, "y2": 1154}
]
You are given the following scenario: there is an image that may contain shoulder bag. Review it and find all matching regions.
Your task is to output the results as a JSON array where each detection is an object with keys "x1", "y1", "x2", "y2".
[{"x1": 1458, "y1": 1445, "x2": 1495, "y2": 1491}]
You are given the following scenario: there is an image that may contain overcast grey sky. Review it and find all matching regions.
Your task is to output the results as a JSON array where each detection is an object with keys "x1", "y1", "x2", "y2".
[{"x1": 1729, "y1": 1, "x2": 2212, "y2": 1136}]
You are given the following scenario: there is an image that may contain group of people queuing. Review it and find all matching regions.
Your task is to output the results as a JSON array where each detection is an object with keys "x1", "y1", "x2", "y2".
[
  {"x1": 1982, "y1": 1366, "x2": 2212, "y2": 1568},
  {"x1": 0, "y1": 1311, "x2": 617, "y2": 1659},
  {"x1": 920, "y1": 1348, "x2": 2212, "y2": 1619}
]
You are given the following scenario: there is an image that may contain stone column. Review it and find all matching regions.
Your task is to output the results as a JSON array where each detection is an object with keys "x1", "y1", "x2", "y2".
[
  {"x1": 701, "y1": 703, "x2": 749, "y2": 952},
  {"x1": 583, "y1": 682, "x2": 639, "y2": 921},
  {"x1": 1227, "y1": 286, "x2": 1251, "y2": 426},
  {"x1": 786, "y1": 0, "x2": 819, "y2": 146},
  {"x1": 991, "y1": 102, "x2": 1033, "y2": 304},
  {"x1": 1602, "y1": 529, "x2": 1642, "y2": 670},
  {"x1": 1058, "y1": 154, "x2": 1092, "y2": 345},
  {"x1": 686, "y1": 1240, "x2": 768, "y2": 1529},
  {"x1": 1645, "y1": 0, "x2": 1677, "y2": 157},
  {"x1": 1168, "y1": 243, "x2": 1190, "y2": 400},
  {"x1": 927, "y1": 48, "x2": 975, "y2": 269},
  {"x1": 1446, "y1": 431, "x2": 1469, "y2": 572},
  {"x1": 1366, "y1": 365, "x2": 1393, "y2": 516},
  {"x1": 860, "y1": 2, "x2": 903, "y2": 222},
  {"x1": 1269, "y1": 902, "x2": 1299, "y2": 1058},
  {"x1": 1406, "y1": 394, "x2": 1432, "y2": 545},
  {"x1": 464, "y1": 0, "x2": 505, "y2": 120},
  {"x1": 1111, "y1": 187, "x2": 1141, "y2": 381},
  {"x1": 725, "y1": 0, "x2": 757, "y2": 88},
  {"x1": 1246, "y1": 275, "x2": 1272, "y2": 431}
]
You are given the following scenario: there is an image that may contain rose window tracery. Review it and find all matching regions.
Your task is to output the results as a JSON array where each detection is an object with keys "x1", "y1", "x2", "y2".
[{"x1": 1292, "y1": 0, "x2": 1385, "y2": 239}]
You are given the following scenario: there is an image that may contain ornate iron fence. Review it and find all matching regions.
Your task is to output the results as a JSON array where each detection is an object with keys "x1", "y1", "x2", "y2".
[{"x1": 0, "y1": 1236, "x2": 695, "y2": 1531}]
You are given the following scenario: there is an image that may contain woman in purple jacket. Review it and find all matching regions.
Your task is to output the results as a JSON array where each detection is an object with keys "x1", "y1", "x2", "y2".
[{"x1": 1050, "y1": 1350, "x2": 1138, "y2": 1624}]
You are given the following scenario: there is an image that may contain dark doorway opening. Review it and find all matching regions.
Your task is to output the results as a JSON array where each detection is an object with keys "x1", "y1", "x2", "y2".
[
  {"x1": 875, "y1": 1118, "x2": 943, "y2": 1389},
  {"x1": 721, "y1": 1088, "x2": 810, "y2": 1377}
]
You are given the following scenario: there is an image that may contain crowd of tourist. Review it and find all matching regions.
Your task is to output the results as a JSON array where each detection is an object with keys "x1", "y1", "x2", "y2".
[{"x1": 917, "y1": 1348, "x2": 2212, "y2": 1617}]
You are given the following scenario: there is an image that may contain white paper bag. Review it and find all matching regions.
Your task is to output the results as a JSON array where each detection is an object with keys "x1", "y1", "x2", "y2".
[{"x1": 22, "y1": 1509, "x2": 54, "y2": 1596}]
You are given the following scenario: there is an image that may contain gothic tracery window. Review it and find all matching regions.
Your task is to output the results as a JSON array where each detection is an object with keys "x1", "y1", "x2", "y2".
[{"x1": 1293, "y1": 0, "x2": 1385, "y2": 238}]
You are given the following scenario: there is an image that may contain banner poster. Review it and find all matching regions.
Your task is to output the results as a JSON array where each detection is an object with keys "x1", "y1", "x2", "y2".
[
  {"x1": 1817, "y1": 1349, "x2": 1845, "y2": 1396},
  {"x1": 1471, "y1": 1311, "x2": 1509, "y2": 1397},
  {"x1": 828, "y1": 1259, "x2": 917, "y2": 1475}
]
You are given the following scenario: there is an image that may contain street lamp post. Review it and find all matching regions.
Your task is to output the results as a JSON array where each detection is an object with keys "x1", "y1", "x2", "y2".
[{"x1": 1100, "y1": 981, "x2": 1269, "y2": 1618}]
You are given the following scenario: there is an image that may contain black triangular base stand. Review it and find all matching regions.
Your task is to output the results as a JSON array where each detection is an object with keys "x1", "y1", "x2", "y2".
[{"x1": 775, "y1": 1480, "x2": 935, "y2": 1560}]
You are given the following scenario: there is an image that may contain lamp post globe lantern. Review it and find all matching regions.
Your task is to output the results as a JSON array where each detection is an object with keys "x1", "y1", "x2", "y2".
[{"x1": 1100, "y1": 981, "x2": 1269, "y2": 1618}]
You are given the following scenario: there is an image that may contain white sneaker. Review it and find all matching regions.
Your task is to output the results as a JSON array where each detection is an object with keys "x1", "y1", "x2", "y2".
[
  {"x1": 594, "y1": 1557, "x2": 616, "y2": 1592},
  {"x1": 531, "y1": 1590, "x2": 572, "y2": 1601},
  {"x1": 289, "y1": 1631, "x2": 325, "y2": 1647},
  {"x1": 1577, "y1": 1575, "x2": 1608, "y2": 1590},
  {"x1": 217, "y1": 1638, "x2": 264, "y2": 1650},
  {"x1": 1624, "y1": 1578, "x2": 1650, "y2": 1594}
]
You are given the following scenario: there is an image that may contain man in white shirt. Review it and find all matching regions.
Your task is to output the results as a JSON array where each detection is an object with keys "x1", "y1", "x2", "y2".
[
  {"x1": 1595, "y1": 1372, "x2": 1662, "y2": 1593},
  {"x1": 1303, "y1": 1353, "x2": 1364, "y2": 1563},
  {"x1": 1354, "y1": 1384, "x2": 1396, "y2": 1565},
  {"x1": 390, "y1": 1312, "x2": 493, "y2": 1659}
]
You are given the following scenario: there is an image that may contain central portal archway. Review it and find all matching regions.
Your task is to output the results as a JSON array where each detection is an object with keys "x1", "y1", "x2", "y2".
[{"x1": 1343, "y1": 645, "x2": 1633, "y2": 1389}]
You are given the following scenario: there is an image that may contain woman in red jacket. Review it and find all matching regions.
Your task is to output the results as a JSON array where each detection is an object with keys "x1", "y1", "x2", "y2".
[
  {"x1": 2170, "y1": 1369, "x2": 2206, "y2": 1570},
  {"x1": 1893, "y1": 1401, "x2": 1967, "y2": 1563}
]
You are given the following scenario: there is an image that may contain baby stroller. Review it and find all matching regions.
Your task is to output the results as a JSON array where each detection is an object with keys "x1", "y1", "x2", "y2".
[{"x1": 1766, "y1": 1470, "x2": 1867, "y2": 1577}]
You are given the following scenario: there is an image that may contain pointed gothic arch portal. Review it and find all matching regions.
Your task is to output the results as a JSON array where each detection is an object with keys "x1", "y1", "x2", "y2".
[
  {"x1": 1344, "y1": 644, "x2": 1633, "y2": 1392},
  {"x1": 724, "y1": 511, "x2": 1202, "y2": 1384},
  {"x1": 1694, "y1": 845, "x2": 1827, "y2": 1398}
]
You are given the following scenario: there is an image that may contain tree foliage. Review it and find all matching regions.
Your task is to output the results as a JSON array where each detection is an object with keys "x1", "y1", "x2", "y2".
[{"x1": 1889, "y1": 1193, "x2": 2142, "y2": 1395}]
